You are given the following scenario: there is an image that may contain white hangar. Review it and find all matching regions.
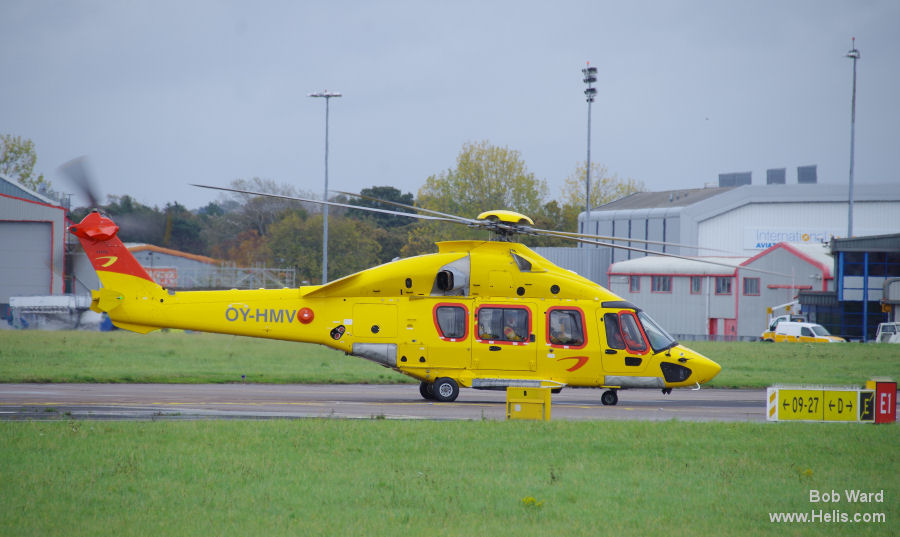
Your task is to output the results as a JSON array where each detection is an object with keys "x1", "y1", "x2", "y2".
[
  {"x1": 579, "y1": 182, "x2": 900, "y2": 265},
  {"x1": 0, "y1": 174, "x2": 69, "y2": 320},
  {"x1": 607, "y1": 242, "x2": 834, "y2": 341}
]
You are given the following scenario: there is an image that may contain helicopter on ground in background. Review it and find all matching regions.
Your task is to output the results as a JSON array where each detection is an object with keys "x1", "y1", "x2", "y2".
[{"x1": 69, "y1": 184, "x2": 724, "y2": 404}]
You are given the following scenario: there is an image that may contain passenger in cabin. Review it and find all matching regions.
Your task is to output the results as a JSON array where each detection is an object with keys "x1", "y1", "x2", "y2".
[
  {"x1": 549, "y1": 318, "x2": 570, "y2": 345},
  {"x1": 503, "y1": 314, "x2": 524, "y2": 342}
]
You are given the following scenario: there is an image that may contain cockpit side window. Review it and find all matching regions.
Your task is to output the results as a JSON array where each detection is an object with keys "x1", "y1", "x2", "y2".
[
  {"x1": 604, "y1": 311, "x2": 650, "y2": 354},
  {"x1": 604, "y1": 313, "x2": 625, "y2": 349},
  {"x1": 619, "y1": 312, "x2": 648, "y2": 352}
]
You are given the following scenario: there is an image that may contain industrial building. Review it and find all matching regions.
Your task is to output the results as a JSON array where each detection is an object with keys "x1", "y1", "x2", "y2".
[
  {"x1": 580, "y1": 181, "x2": 900, "y2": 264},
  {"x1": 607, "y1": 242, "x2": 833, "y2": 341},
  {"x1": 800, "y1": 233, "x2": 900, "y2": 341},
  {"x1": 535, "y1": 173, "x2": 900, "y2": 340},
  {"x1": 544, "y1": 181, "x2": 900, "y2": 285},
  {"x1": 72, "y1": 244, "x2": 297, "y2": 295},
  {"x1": 0, "y1": 174, "x2": 68, "y2": 320}
]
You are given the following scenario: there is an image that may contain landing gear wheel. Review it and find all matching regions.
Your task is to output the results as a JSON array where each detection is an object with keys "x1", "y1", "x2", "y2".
[
  {"x1": 662, "y1": 388, "x2": 672, "y2": 395},
  {"x1": 551, "y1": 387, "x2": 562, "y2": 394},
  {"x1": 419, "y1": 381, "x2": 435, "y2": 401},
  {"x1": 601, "y1": 389, "x2": 618, "y2": 406},
  {"x1": 432, "y1": 377, "x2": 460, "y2": 402}
]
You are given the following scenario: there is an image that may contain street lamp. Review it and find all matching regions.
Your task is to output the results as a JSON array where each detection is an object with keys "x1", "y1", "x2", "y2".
[
  {"x1": 845, "y1": 39, "x2": 860, "y2": 238},
  {"x1": 582, "y1": 63, "x2": 597, "y2": 277},
  {"x1": 308, "y1": 90, "x2": 341, "y2": 283}
]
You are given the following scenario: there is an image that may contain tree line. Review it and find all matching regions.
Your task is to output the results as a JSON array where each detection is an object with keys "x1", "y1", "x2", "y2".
[{"x1": 3, "y1": 135, "x2": 643, "y2": 284}]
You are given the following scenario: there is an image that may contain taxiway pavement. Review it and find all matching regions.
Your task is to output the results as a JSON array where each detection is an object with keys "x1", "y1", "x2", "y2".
[{"x1": 0, "y1": 383, "x2": 766, "y2": 422}]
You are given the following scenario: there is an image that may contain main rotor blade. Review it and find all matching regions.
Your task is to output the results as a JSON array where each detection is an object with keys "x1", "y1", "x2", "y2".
[
  {"x1": 525, "y1": 226, "x2": 738, "y2": 255},
  {"x1": 332, "y1": 189, "x2": 479, "y2": 225},
  {"x1": 567, "y1": 235, "x2": 790, "y2": 277},
  {"x1": 192, "y1": 184, "x2": 458, "y2": 224}
]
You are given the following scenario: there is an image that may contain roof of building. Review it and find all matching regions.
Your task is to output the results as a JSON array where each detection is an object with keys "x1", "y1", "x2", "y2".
[
  {"x1": 830, "y1": 233, "x2": 900, "y2": 253},
  {"x1": 587, "y1": 183, "x2": 900, "y2": 219},
  {"x1": 596, "y1": 186, "x2": 735, "y2": 210},
  {"x1": 609, "y1": 255, "x2": 748, "y2": 276},
  {"x1": 609, "y1": 241, "x2": 834, "y2": 277},
  {"x1": 0, "y1": 173, "x2": 62, "y2": 207},
  {"x1": 124, "y1": 243, "x2": 219, "y2": 265}
]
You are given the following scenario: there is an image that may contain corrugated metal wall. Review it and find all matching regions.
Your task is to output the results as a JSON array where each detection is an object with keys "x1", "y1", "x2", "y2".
[{"x1": 0, "y1": 194, "x2": 67, "y2": 312}]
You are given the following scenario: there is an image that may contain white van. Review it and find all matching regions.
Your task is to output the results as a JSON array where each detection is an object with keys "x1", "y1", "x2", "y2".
[
  {"x1": 761, "y1": 321, "x2": 845, "y2": 343},
  {"x1": 875, "y1": 322, "x2": 900, "y2": 343}
]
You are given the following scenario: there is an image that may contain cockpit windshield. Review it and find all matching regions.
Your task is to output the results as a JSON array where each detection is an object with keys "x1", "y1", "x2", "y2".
[{"x1": 637, "y1": 311, "x2": 678, "y2": 352}]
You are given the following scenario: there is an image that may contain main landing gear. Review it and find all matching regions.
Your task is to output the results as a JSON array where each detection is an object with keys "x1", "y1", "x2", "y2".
[
  {"x1": 419, "y1": 378, "x2": 460, "y2": 403},
  {"x1": 600, "y1": 389, "x2": 618, "y2": 406}
]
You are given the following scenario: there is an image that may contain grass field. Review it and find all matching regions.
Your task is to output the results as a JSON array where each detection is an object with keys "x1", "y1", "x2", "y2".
[
  {"x1": 1, "y1": 419, "x2": 897, "y2": 537},
  {"x1": 1, "y1": 330, "x2": 898, "y2": 536},
  {"x1": 0, "y1": 330, "x2": 898, "y2": 387}
]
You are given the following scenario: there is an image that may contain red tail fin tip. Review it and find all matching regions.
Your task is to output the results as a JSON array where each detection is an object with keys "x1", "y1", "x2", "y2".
[{"x1": 70, "y1": 210, "x2": 120, "y2": 241}]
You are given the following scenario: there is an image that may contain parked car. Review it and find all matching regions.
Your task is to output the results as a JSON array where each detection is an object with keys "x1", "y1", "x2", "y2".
[
  {"x1": 875, "y1": 322, "x2": 900, "y2": 343},
  {"x1": 761, "y1": 321, "x2": 845, "y2": 343}
]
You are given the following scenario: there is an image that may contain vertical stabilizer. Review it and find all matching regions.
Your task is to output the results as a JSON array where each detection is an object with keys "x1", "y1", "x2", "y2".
[
  {"x1": 69, "y1": 210, "x2": 154, "y2": 283},
  {"x1": 69, "y1": 211, "x2": 162, "y2": 332}
]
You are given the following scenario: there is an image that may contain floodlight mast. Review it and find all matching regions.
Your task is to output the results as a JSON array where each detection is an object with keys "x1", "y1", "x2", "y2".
[
  {"x1": 582, "y1": 63, "x2": 598, "y2": 279},
  {"x1": 309, "y1": 90, "x2": 342, "y2": 283},
  {"x1": 845, "y1": 39, "x2": 860, "y2": 238}
]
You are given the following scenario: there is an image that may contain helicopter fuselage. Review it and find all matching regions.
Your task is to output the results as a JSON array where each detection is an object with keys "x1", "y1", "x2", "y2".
[{"x1": 71, "y1": 211, "x2": 722, "y2": 401}]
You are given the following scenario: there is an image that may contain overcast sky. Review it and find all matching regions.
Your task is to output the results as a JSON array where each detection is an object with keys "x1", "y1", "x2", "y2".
[{"x1": 2, "y1": 0, "x2": 898, "y2": 211}]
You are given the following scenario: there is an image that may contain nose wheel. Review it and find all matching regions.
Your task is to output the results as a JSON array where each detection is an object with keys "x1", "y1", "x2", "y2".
[{"x1": 601, "y1": 389, "x2": 618, "y2": 406}]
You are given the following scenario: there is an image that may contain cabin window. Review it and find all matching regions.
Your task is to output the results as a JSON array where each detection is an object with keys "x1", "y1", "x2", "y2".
[
  {"x1": 547, "y1": 308, "x2": 585, "y2": 347},
  {"x1": 434, "y1": 304, "x2": 468, "y2": 340},
  {"x1": 477, "y1": 306, "x2": 530, "y2": 343}
]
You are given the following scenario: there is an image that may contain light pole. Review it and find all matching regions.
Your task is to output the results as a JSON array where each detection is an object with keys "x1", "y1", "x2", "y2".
[
  {"x1": 309, "y1": 90, "x2": 341, "y2": 283},
  {"x1": 846, "y1": 39, "x2": 860, "y2": 238},
  {"x1": 582, "y1": 63, "x2": 597, "y2": 278}
]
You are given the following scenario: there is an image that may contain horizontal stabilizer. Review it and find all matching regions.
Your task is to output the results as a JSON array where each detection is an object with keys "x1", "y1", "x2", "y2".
[{"x1": 91, "y1": 288, "x2": 124, "y2": 313}]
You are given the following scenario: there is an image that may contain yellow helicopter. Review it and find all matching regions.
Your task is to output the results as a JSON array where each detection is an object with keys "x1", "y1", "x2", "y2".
[{"x1": 69, "y1": 185, "x2": 722, "y2": 404}]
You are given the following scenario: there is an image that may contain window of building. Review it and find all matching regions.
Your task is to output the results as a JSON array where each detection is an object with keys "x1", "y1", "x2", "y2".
[
  {"x1": 629, "y1": 276, "x2": 640, "y2": 293},
  {"x1": 715, "y1": 276, "x2": 733, "y2": 295},
  {"x1": 743, "y1": 277, "x2": 760, "y2": 296},
  {"x1": 547, "y1": 308, "x2": 585, "y2": 347},
  {"x1": 433, "y1": 304, "x2": 468, "y2": 340},
  {"x1": 651, "y1": 276, "x2": 672, "y2": 293},
  {"x1": 476, "y1": 306, "x2": 530, "y2": 343},
  {"x1": 690, "y1": 276, "x2": 702, "y2": 294}
]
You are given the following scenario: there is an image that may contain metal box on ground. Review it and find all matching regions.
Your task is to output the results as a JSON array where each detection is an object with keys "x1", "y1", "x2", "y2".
[{"x1": 506, "y1": 387, "x2": 551, "y2": 421}]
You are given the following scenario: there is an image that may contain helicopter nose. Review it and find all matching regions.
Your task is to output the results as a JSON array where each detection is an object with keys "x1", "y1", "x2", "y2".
[{"x1": 693, "y1": 355, "x2": 722, "y2": 384}]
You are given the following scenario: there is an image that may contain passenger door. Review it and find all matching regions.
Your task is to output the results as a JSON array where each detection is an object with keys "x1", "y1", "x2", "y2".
[{"x1": 472, "y1": 304, "x2": 536, "y2": 372}]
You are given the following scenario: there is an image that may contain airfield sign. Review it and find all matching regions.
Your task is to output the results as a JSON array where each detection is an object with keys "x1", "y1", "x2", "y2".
[{"x1": 767, "y1": 386, "x2": 875, "y2": 423}]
